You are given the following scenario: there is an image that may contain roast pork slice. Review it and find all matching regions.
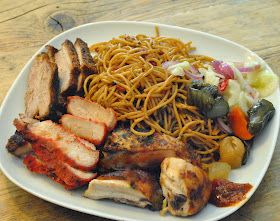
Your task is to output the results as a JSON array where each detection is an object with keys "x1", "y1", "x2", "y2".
[
  {"x1": 6, "y1": 131, "x2": 32, "y2": 158},
  {"x1": 55, "y1": 40, "x2": 80, "y2": 96},
  {"x1": 24, "y1": 154, "x2": 97, "y2": 190},
  {"x1": 14, "y1": 119, "x2": 99, "y2": 171},
  {"x1": 67, "y1": 96, "x2": 117, "y2": 131},
  {"x1": 74, "y1": 38, "x2": 96, "y2": 75},
  {"x1": 61, "y1": 114, "x2": 107, "y2": 145},
  {"x1": 25, "y1": 53, "x2": 58, "y2": 120},
  {"x1": 45, "y1": 45, "x2": 58, "y2": 63},
  {"x1": 84, "y1": 170, "x2": 163, "y2": 210}
]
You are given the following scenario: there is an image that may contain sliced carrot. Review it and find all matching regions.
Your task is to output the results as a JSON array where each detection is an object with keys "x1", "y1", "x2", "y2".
[{"x1": 228, "y1": 106, "x2": 253, "y2": 140}]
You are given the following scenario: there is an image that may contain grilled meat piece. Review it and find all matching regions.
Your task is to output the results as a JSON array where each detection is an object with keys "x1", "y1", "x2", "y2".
[
  {"x1": 6, "y1": 131, "x2": 32, "y2": 157},
  {"x1": 160, "y1": 157, "x2": 211, "y2": 216},
  {"x1": 84, "y1": 169, "x2": 163, "y2": 210},
  {"x1": 67, "y1": 96, "x2": 117, "y2": 131},
  {"x1": 45, "y1": 45, "x2": 58, "y2": 63},
  {"x1": 74, "y1": 38, "x2": 96, "y2": 93},
  {"x1": 61, "y1": 114, "x2": 107, "y2": 145},
  {"x1": 100, "y1": 150, "x2": 179, "y2": 171},
  {"x1": 25, "y1": 53, "x2": 58, "y2": 120},
  {"x1": 105, "y1": 126, "x2": 187, "y2": 152},
  {"x1": 102, "y1": 126, "x2": 200, "y2": 168},
  {"x1": 74, "y1": 38, "x2": 96, "y2": 75},
  {"x1": 55, "y1": 40, "x2": 80, "y2": 96},
  {"x1": 24, "y1": 154, "x2": 97, "y2": 190},
  {"x1": 14, "y1": 118, "x2": 99, "y2": 171}
]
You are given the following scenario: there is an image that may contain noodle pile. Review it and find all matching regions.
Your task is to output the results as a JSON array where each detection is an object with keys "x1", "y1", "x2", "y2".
[{"x1": 84, "y1": 32, "x2": 227, "y2": 163}]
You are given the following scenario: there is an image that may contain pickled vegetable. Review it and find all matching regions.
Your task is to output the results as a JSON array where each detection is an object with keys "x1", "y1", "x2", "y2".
[
  {"x1": 188, "y1": 80, "x2": 229, "y2": 118},
  {"x1": 248, "y1": 99, "x2": 275, "y2": 135},
  {"x1": 242, "y1": 139, "x2": 254, "y2": 165},
  {"x1": 208, "y1": 162, "x2": 231, "y2": 181},
  {"x1": 247, "y1": 69, "x2": 279, "y2": 97},
  {"x1": 219, "y1": 136, "x2": 245, "y2": 169}
]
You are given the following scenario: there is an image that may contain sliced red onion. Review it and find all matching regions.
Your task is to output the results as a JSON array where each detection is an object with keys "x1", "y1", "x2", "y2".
[
  {"x1": 184, "y1": 70, "x2": 203, "y2": 80},
  {"x1": 162, "y1": 61, "x2": 179, "y2": 69},
  {"x1": 217, "y1": 118, "x2": 232, "y2": 134},
  {"x1": 237, "y1": 64, "x2": 261, "y2": 73},
  {"x1": 244, "y1": 82, "x2": 259, "y2": 100},
  {"x1": 189, "y1": 64, "x2": 198, "y2": 74},
  {"x1": 212, "y1": 60, "x2": 234, "y2": 79}
]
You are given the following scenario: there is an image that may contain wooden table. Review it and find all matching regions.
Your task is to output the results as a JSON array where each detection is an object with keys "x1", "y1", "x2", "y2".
[{"x1": 0, "y1": 0, "x2": 279, "y2": 220}]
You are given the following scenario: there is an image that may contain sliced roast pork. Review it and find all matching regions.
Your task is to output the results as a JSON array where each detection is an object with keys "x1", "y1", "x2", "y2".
[
  {"x1": 55, "y1": 40, "x2": 80, "y2": 96},
  {"x1": 84, "y1": 169, "x2": 163, "y2": 210},
  {"x1": 61, "y1": 114, "x2": 107, "y2": 145},
  {"x1": 25, "y1": 53, "x2": 58, "y2": 120},
  {"x1": 24, "y1": 154, "x2": 97, "y2": 190},
  {"x1": 74, "y1": 38, "x2": 96, "y2": 75},
  {"x1": 74, "y1": 38, "x2": 96, "y2": 93},
  {"x1": 45, "y1": 45, "x2": 58, "y2": 63},
  {"x1": 67, "y1": 96, "x2": 117, "y2": 131},
  {"x1": 6, "y1": 131, "x2": 32, "y2": 157},
  {"x1": 14, "y1": 118, "x2": 99, "y2": 171}
]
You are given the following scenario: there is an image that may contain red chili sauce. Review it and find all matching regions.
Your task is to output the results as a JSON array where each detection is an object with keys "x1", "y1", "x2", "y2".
[{"x1": 209, "y1": 179, "x2": 253, "y2": 207}]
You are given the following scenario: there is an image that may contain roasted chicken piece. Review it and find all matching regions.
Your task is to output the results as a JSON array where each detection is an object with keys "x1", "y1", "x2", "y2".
[
  {"x1": 6, "y1": 131, "x2": 32, "y2": 157},
  {"x1": 24, "y1": 53, "x2": 58, "y2": 120},
  {"x1": 100, "y1": 150, "x2": 178, "y2": 171},
  {"x1": 61, "y1": 114, "x2": 107, "y2": 145},
  {"x1": 14, "y1": 118, "x2": 99, "y2": 171},
  {"x1": 160, "y1": 157, "x2": 211, "y2": 216},
  {"x1": 100, "y1": 126, "x2": 200, "y2": 171},
  {"x1": 104, "y1": 126, "x2": 198, "y2": 162},
  {"x1": 55, "y1": 40, "x2": 80, "y2": 96},
  {"x1": 67, "y1": 96, "x2": 117, "y2": 131},
  {"x1": 84, "y1": 169, "x2": 163, "y2": 210}
]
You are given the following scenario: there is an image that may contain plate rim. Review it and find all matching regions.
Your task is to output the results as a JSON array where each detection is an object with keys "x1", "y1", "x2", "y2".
[{"x1": 0, "y1": 20, "x2": 279, "y2": 221}]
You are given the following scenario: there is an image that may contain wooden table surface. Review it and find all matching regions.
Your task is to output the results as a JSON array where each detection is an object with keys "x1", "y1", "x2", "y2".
[{"x1": 0, "y1": 0, "x2": 279, "y2": 220}]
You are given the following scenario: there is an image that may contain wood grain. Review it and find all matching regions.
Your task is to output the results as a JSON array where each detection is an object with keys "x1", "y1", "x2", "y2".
[{"x1": 0, "y1": 0, "x2": 279, "y2": 220}]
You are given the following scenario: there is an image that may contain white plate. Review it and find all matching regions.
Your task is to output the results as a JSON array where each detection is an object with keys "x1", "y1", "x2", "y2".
[{"x1": 0, "y1": 21, "x2": 279, "y2": 221}]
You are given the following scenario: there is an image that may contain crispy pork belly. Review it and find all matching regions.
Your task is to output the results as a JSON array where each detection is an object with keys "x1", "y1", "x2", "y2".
[
  {"x1": 61, "y1": 114, "x2": 107, "y2": 145},
  {"x1": 84, "y1": 170, "x2": 163, "y2": 210},
  {"x1": 160, "y1": 157, "x2": 211, "y2": 216},
  {"x1": 24, "y1": 154, "x2": 97, "y2": 190},
  {"x1": 45, "y1": 45, "x2": 58, "y2": 63},
  {"x1": 100, "y1": 150, "x2": 178, "y2": 171},
  {"x1": 55, "y1": 40, "x2": 80, "y2": 96},
  {"x1": 6, "y1": 131, "x2": 32, "y2": 157},
  {"x1": 25, "y1": 53, "x2": 58, "y2": 120},
  {"x1": 14, "y1": 119, "x2": 99, "y2": 171},
  {"x1": 67, "y1": 96, "x2": 117, "y2": 131}
]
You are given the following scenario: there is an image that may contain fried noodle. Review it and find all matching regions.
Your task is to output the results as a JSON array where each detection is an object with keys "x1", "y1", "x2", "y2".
[{"x1": 84, "y1": 32, "x2": 227, "y2": 164}]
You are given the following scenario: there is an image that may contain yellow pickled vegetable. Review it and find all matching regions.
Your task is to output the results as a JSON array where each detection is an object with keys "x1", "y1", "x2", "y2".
[
  {"x1": 208, "y1": 162, "x2": 231, "y2": 181},
  {"x1": 219, "y1": 136, "x2": 245, "y2": 169},
  {"x1": 247, "y1": 69, "x2": 279, "y2": 97}
]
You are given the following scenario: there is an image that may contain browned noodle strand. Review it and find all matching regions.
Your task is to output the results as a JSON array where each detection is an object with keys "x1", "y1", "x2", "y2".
[{"x1": 84, "y1": 33, "x2": 226, "y2": 164}]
